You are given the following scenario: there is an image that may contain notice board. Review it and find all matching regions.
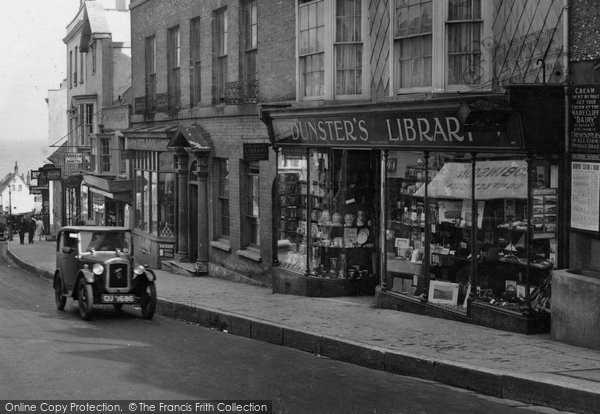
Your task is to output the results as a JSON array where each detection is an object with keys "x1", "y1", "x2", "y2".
[
  {"x1": 571, "y1": 161, "x2": 600, "y2": 232},
  {"x1": 570, "y1": 85, "x2": 600, "y2": 154}
]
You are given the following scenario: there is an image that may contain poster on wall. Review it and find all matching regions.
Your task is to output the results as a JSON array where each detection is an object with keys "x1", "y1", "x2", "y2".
[
  {"x1": 571, "y1": 161, "x2": 600, "y2": 232},
  {"x1": 570, "y1": 85, "x2": 600, "y2": 154}
]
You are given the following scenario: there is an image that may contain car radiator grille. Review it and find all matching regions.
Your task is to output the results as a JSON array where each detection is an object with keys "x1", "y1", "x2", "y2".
[{"x1": 108, "y1": 263, "x2": 129, "y2": 288}]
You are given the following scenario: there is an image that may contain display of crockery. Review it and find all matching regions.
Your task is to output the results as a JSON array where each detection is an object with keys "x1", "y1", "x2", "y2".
[{"x1": 357, "y1": 228, "x2": 369, "y2": 244}]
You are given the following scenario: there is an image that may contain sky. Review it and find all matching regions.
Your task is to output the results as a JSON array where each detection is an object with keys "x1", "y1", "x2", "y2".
[{"x1": 0, "y1": 0, "x2": 81, "y2": 179}]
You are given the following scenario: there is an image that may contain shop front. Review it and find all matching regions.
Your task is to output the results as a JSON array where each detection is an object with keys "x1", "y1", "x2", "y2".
[
  {"x1": 261, "y1": 93, "x2": 565, "y2": 333},
  {"x1": 82, "y1": 175, "x2": 132, "y2": 226}
]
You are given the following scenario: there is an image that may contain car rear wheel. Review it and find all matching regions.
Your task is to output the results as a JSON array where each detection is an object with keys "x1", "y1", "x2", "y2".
[
  {"x1": 140, "y1": 282, "x2": 156, "y2": 320},
  {"x1": 78, "y1": 280, "x2": 94, "y2": 321},
  {"x1": 54, "y1": 275, "x2": 66, "y2": 311}
]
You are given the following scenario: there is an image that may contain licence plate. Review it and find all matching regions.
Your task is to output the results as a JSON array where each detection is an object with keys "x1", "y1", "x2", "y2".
[{"x1": 102, "y1": 294, "x2": 135, "y2": 304}]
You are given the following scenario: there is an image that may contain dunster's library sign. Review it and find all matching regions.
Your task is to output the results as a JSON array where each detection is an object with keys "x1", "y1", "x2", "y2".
[{"x1": 266, "y1": 106, "x2": 522, "y2": 152}]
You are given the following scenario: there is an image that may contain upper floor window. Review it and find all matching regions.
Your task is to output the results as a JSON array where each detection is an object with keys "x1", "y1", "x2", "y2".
[
  {"x1": 100, "y1": 137, "x2": 111, "y2": 173},
  {"x1": 74, "y1": 47, "x2": 78, "y2": 86},
  {"x1": 392, "y1": 0, "x2": 485, "y2": 93},
  {"x1": 78, "y1": 103, "x2": 94, "y2": 146},
  {"x1": 242, "y1": 0, "x2": 258, "y2": 84},
  {"x1": 190, "y1": 17, "x2": 202, "y2": 107},
  {"x1": 167, "y1": 26, "x2": 181, "y2": 111},
  {"x1": 91, "y1": 43, "x2": 97, "y2": 74},
  {"x1": 213, "y1": 8, "x2": 228, "y2": 104},
  {"x1": 80, "y1": 48, "x2": 84, "y2": 84},
  {"x1": 145, "y1": 36, "x2": 157, "y2": 104},
  {"x1": 69, "y1": 51, "x2": 73, "y2": 88},
  {"x1": 297, "y1": 0, "x2": 367, "y2": 100}
]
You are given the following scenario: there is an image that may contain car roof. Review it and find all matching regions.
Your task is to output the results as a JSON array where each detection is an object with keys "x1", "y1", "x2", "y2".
[{"x1": 58, "y1": 226, "x2": 130, "y2": 233}]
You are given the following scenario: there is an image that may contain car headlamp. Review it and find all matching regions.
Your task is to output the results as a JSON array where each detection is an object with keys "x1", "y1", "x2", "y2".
[
  {"x1": 92, "y1": 263, "x2": 104, "y2": 275},
  {"x1": 133, "y1": 264, "x2": 145, "y2": 276}
]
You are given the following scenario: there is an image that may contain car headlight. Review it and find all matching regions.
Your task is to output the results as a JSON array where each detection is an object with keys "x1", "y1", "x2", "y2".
[
  {"x1": 92, "y1": 263, "x2": 104, "y2": 275},
  {"x1": 133, "y1": 264, "x2": 145, "y2": 276}
]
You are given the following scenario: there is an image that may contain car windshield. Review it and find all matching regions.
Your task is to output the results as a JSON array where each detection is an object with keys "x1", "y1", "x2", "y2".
[{"x1": 80, "y1": 231, "x2": 130, "y2": 253}]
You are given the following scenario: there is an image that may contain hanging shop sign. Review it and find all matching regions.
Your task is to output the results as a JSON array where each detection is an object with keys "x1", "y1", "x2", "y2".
[
  {"x1": 243, "y1": 143, "x2": 270, "y2": 161},
  {"x1": 571, "y1": 161, "x2": 600, "y2": 232},
  {"x1": 570, "y1": 85, "x2": 600, "y2": 154},
  {"x1": 413, "y1": 160, "x2": 528, "y2": 200},
  {"x1": 267, "y1": 107, "x2": 522, "y2": 151},
  {"x1": 65, "y1": 152, "x2": 83, "y2": 164}
]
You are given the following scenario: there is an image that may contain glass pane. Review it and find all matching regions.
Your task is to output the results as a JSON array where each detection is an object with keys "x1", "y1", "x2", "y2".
[
  {"x1": 277, "y1": 152, "x2": 308, "y2": 273},
  {"x1": 135, "y1": 170, "x2": 143, "y2": 230},
  {"x1": 151, "y1": 171, "x2": 158, "y2": 235},
  {"x1": 159, "y1": 173, "x2": 175, "y2": 238}
]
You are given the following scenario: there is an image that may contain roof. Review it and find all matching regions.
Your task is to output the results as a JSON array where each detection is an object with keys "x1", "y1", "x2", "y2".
[{"x1": 80, "y1": 1, "x2": 131, "y2": 51}]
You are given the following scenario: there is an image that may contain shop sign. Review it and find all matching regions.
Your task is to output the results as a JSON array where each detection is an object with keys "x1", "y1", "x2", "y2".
[
  {"x1": 570, "y1": 85, "x2": 600, "y2": 154},
  {"x1": 269, "y1": 109, "x2": 522, "y2": 151},
  {"x1": 571, "y1": 161, "x2": 600, "y2": 232},
  {"x1": 158, "y1": 242, "x2": 175, "y2": 258},
  {"x1": 65, "y1": 152, "x2": 83, "y2": 164},
  {"x1": 29, "y1": 187, "x2": 43, "y2": 195},
  {"x1": 414, "y1": 160, "x2": 528, "y2": 200},
  {"x1": 46, "y1": 168, "x2": 61, "y2": 180},
  {"x1": 243, "y1": 143, "x2": 270, "y2": 161}
]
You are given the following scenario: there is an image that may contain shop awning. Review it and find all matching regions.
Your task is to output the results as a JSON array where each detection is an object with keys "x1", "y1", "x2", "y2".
[
  {"x1": 413, "y1": 160, "x2": 528, "y2": 200},
  {"x1": 82, "y1": 175, "x2": 133, "y2": 202},
  {"x1": 121, "y1": 123, "x2": 180, "y2": 150}
]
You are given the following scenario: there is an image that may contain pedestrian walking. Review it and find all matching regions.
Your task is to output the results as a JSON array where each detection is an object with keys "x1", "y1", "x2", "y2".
[
  {"x1": 18, "y1": 217, "x2": 25, "y2": 245},
  {"x1": 35, "y1": 217, "x2": 44, "y2": 241},
  {"x1": 27, "y1": 216, "x2": 36, "y2": 244}
]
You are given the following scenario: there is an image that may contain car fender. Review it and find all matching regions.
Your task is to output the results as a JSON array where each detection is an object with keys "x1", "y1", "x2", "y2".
[
  {"x1": 144, "y1": 268, "x2": 156, "y2": 282},
  {"x1": 79, "y1": 269, "x2": 95, "y2": 284}
]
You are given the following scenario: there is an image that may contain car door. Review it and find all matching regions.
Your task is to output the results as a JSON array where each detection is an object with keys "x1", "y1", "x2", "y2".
[{"x1": 57, "y1": 231, "x2": 80, "y2": 291}]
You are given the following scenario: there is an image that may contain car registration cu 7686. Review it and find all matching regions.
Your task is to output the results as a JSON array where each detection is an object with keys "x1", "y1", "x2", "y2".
[{"x1": 101, "y1": 294, "x2": 135, "y2": 303}]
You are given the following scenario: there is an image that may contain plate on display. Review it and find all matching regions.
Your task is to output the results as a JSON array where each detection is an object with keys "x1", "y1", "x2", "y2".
[{"x1": 357, "y1": 228, "x2": 369, "y2": 244}]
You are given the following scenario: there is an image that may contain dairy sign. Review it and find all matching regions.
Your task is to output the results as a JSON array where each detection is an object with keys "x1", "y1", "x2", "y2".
[{"x1": 268, "y1": 108, "x2": 522, "y2": 151}]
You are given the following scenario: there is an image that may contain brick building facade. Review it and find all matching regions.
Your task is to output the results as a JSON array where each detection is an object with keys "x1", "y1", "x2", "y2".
[{"x1": 126, "y1": 0, "x2": 294, "y2": 285}]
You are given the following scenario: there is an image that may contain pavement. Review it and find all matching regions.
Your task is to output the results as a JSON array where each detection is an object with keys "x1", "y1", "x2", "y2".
[{"x1": 4, "y1": 238, "x2": 600, "y2": 413}]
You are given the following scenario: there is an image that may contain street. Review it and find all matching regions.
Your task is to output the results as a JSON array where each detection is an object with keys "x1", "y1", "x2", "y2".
[{"x1": 0, "y1": 255, "x2": 571, "y2": 414}]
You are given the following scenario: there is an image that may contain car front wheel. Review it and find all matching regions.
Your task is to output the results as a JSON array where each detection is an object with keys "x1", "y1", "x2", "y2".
[
  {"x1": 54, "y1": 275, "x2": 66, "y2": 311},
  {"x1": 140, "y1": 282, "x2": 156, "y2": 320},
  {"x1": 78, "y1": 280, "x2": 94, "y2": 321}
]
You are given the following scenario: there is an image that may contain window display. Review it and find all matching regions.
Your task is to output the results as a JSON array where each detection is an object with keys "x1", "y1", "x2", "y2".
[
  {"x1": 385, "y1": 152, "x2": 557, "y2": 314},
  {"x1": 276, "y1": 149, "x2": 379, "y2": 281}
]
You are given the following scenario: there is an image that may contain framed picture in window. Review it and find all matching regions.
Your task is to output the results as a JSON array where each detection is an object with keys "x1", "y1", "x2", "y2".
[
  {"x1": 428, "y1": 280, "x2": 459, "y2": 305},
  {"x1": 386, "y1": 158, "x2": 397, "y2": 173}
]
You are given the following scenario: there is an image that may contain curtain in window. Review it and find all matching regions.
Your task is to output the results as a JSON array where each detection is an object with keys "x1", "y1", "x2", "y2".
[
  {"x1": 394, "y1": 0, "x2": 432, "y2": 89},
  {"x1": 447, "y1": 0, "x2": 482, "y2": 85},
  {"x1": 335, "y1": 0, "x2": 362, "y2": 95}
]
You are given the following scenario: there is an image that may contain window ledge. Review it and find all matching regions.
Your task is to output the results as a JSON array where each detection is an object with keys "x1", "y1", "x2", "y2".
[
  {"x1": 236, "y1": 248, "x2": 261, "y2": 263},
  {"x1": 210, "y1": 240, "x2": 231, "y2": 253}
]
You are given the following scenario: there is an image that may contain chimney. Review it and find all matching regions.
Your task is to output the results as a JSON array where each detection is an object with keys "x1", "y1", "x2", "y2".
[{"x1": 13, "y1": 161, "x2": 18, "y2": 176}]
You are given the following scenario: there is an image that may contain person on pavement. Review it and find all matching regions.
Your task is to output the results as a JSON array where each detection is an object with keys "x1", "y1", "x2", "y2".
[
  {"x1": 27, "y1": 216, "x2": 36, "y2": 244},
  {"x1": 18, "y1": 217, "x2": 26, "y2": 245},
  {"x1": 35, "y1": 217, "x2": 44, "y2": 241}
]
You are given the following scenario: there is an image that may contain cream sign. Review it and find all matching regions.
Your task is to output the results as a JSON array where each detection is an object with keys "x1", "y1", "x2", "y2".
[{"x1": 270, "y1": 109, "x2": 521, "y2": 151}]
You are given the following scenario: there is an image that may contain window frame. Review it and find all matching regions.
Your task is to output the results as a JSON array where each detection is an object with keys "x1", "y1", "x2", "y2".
[
  {"x1": 242, "y1": 0, "x2": 258, "y2": 84},
  {"x1": 390, "y1": 0, "x2": 492, "y2": 94},
  {"x1": 214, "y1": 158, "x2": 230, "y2": 241},
  {"x1": 145, "y1": 35, "x2": 157, "y2": 106},
  {"x1": 213, "y1": 7, "x2": 229, "y2": 105},
  {"x1": 296, "y1": 0, "x2": 369, "y2": 101},
  {"x1": 190, "y1": 17, "x2": 202, "y2": 107},
  {"x1": 100, "y1": 137, "x2": 111, "y2": 173},
  {"x1": 244, "y1": 161, "x2": 260, "y2": 248},
  {"x1": 167, "y1": 26, "x2": 181, "y2": 110}
]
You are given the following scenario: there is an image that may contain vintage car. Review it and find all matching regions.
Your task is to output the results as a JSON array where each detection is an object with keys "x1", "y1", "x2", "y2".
[{"x1": 53, "y1": 226, "x2": 157, "y2": 320}]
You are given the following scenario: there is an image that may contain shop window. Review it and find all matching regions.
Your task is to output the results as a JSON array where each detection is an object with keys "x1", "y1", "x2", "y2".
[
  {"x1": 244, "y1": 161, "x2": 260, "y2": 248},
  {"x1": 134, "y1": 151, "x2": 161, "y2": 235},
  {"x1": 277, "y1": 151, "x2": 308, "y2": 272},
  {"x1": 158, "y1": 171, "x2": 175, "y2": 238},
  {"x1": 297, "y1": 0, "x2": 368, "y2": 100},
  {"x1": 215, "y1": 158, "x2": 230, "y2": 240},
  {"x1": 392, "y1": 0, "x2": 486, "y2": 93},
  {"x1": 276, "y1": 149, "x2": 379, "y2": 279}
]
